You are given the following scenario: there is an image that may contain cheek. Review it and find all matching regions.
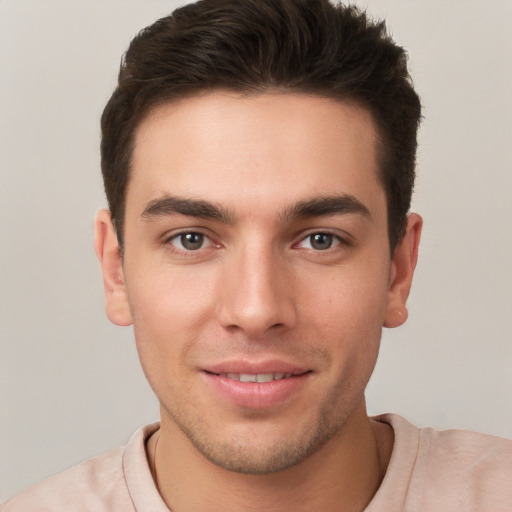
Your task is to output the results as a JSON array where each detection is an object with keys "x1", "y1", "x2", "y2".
[
  {"x1": 126, "y1": 255, "x2": 217, "y2": 327},
  {"x1": 300, "y1": 261, "x2": 390, "y2": 331},
  {"x1": 124, "y1": 262, "x2": 218, "y2": 382},
  {"x1": 296, "y1": 256, "x2": 390, "y2": 381}
]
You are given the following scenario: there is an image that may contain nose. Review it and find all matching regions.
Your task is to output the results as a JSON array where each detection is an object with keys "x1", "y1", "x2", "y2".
[{"x1": 216, "y1": 244, "x2": 297, "y2": 338}]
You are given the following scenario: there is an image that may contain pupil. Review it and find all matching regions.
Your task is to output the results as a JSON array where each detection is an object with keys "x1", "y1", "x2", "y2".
[
  {"x1": 181, "y1": 233, "x2": 203, "y2": 250},
  {"x1": 311, "y1": 233, "x2": 332, "y2": 250}
]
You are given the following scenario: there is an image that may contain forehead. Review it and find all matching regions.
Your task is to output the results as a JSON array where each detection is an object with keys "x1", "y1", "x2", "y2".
[{"x1": 128, "y1": 92, "x2": 385, "y2": 220}]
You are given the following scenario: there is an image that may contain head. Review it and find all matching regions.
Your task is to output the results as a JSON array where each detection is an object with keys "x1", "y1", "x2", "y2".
[
  {"x1": 101, "y1": 0, "x2": 421, "y2": 253},
  {"x1": 95, "y1": 0, "x2": 422, "y2": 476}
]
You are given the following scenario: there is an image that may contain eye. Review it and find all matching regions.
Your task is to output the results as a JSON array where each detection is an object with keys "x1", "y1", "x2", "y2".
[
  {"x1": 298, "y1": 232, "x2": 341, "y2": 251},
  {"x1": 169, "y1": 232, "x2": 211, "y2": 251}
]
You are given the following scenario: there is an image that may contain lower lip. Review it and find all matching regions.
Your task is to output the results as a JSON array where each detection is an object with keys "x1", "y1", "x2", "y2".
[{"x1": 203, "y1": 372, "x2": 310, "y2": 409}]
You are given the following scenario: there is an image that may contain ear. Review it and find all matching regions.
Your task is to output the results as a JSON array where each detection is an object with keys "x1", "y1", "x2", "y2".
[
  {"x1": 94, "y1": 209, "x2": 133, "y2": 326},
  {"x1": 384, "y1": 213, "x2": 422, "y2": 328}
]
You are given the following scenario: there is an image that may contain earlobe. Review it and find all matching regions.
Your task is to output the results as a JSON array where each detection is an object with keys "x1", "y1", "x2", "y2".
[
  {"x1": 94, "y1": 209, "x2": 133, "y2": 327},
  {"x1": 384, "y1": 213, "x2": 422, "y2": 328}
]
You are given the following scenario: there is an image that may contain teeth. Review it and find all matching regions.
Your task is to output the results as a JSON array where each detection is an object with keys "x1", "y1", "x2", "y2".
[
  {"x1": 240, "y1": 373, "x2": 257, "y2": 382},
  {"x1": 223, "y1": 373, "x2": 293, "y2": 382},
  {"x1": 256, "y1": 374, "x2": 273, "y2": 383}
]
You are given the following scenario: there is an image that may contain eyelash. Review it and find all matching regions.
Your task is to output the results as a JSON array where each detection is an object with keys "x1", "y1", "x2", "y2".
[
  {"x1": 295, "y1": 232, "x2": 348, "y2": 251},
  {"x1": 165, "y1": 230, "x2": 218, "y2": 253},
  {"x1": 164, "y1": 230, "x2": 350, "y2": 255}
]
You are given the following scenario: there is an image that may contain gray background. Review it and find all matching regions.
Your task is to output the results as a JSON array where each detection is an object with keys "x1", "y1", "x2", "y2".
[{"x1": 1, "y1": 0, "x2": 511, "y2": 502}]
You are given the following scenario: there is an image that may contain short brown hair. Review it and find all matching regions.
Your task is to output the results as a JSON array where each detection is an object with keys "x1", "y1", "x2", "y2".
[{"x1": 101, "y1": 0, "x2": 421, "y2": 250}]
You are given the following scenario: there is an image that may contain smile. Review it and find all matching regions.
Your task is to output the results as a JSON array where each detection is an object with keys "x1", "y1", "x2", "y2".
[
  {"x1": 220, "y1": 372, "x2": 294, "y2": 382},
  {"x1": 203, "y1": 369, "x2": 311, "y2": 409}
]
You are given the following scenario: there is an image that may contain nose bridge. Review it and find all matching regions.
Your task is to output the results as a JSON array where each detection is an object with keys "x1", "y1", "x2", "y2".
[{"x1": 217, "y1": 236, "x2": 296, "y2": 337}]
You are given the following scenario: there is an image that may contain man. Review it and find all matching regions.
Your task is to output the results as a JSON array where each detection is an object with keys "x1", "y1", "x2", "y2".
[{"x1": 2, "y1": 0, "x2": 511, "y2": 510}]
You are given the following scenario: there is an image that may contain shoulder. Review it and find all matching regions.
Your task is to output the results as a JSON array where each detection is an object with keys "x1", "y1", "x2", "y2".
[
  {"x1": 417, "y1": 420, "x2": 512, "y2": 464},
  {"x1": 1, "y1": 423, "x2": 160, "y2": 512},
  {"x1": 374, "y1": 413, "x2": 512, "y2": 511},
  {"x1": 415, "y1": 421, "x2": 512, "y2": 506}
]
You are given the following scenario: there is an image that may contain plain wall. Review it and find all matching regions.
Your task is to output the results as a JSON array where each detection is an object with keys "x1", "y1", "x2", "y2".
[{"x1": 1, "y1": 0, "x2": 511, "y2": 502}]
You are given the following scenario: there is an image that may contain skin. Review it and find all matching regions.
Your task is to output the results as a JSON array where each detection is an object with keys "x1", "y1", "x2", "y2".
[{"x1": 95, "y1": 92, "x2": 421, "y2": 512}]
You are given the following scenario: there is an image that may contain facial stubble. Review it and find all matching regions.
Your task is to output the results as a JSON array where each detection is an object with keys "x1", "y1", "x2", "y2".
[{"x1": 160, "y1": 375, "x2": 369, "y2": 475}]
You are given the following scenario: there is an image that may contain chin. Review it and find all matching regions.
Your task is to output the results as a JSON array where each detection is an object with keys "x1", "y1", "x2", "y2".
[{"x1": 168, "y1": 399, "x2": 354, "y2": 475}]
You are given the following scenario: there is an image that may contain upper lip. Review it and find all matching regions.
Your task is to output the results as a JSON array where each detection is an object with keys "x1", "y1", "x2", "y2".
[{"x1": 202, "y1": 359, "x2": 310, "y2": 375}]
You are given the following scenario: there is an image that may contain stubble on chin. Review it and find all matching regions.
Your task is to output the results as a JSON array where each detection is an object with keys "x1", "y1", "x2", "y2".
[{"x1": 161, "y1": 386, "x2": 361, "y2": 475}]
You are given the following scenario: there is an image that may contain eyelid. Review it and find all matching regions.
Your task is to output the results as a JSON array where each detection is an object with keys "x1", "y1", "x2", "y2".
[
  {"x1": 297, "y1": 233, "x2": 340, "y2": 250},
  {"x1": 163, "y1": 228, "x2": 221, "y2": 253},
  {"x1": 294, "y1": 229, "x2": 353, "y2": 249}
]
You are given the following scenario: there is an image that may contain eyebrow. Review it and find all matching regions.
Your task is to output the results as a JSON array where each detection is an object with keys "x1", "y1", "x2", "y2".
[
  {"x1": 141, "y1": 195, "x2": 234, "y2": 223},
  {"x1": 281, "y1": 194, "x2": 371, "y2": 222},
  {"x1": 141, "y1": 193, "x2": 370, "y2": 223}
]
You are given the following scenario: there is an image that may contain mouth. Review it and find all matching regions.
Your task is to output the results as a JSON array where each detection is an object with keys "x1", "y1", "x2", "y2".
[
  {"x1": 206, "y1": 370, "x2": 309, "y2": 383},
  {"x1": 202, "y1": 368, "x2": 312, "y2": 409}
]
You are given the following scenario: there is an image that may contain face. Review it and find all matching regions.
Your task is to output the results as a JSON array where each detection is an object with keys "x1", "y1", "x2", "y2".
[{"x1": 96, "y1": 92, "x2": 420, "y2": 474}]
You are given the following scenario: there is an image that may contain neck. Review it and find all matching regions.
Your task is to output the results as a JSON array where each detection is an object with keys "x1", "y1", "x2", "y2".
[{"x1": 148, "y1": 401, "x2": 393, "y2": 512}]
